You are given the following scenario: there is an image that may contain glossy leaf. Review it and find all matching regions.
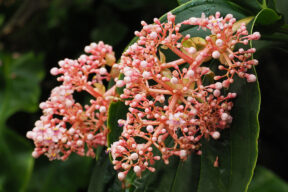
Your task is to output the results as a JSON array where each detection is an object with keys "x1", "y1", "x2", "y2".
[
  {"x1": 276, "y1": 0, "x2": 288, "y2": 23},
  {"x1": 107, "y1": 101, "x2": 129, "y2": 146},
  {"x1": 0, "y1": 128, "x2": 34, "y2": 192},
  {"x1": 27, "y1": 155, "x2": 92, "y2": 192},
  {"x1": 177, "y1": 0, "x2": 191, "y2": 5},
  {"x1": 227, "y1": 0, "x2": 262, "y2": 13},
  {"x1": 197, "y1": 74, "x2": 260, "y2": 192},
  {"x1": 88, "y1": 154, "x2": 122, "y2": 192},
  {"x1": 92, "y1": 0, "x2": 261, "y2": 191},
  {"x1": 248, "y1": 166, "x2": 288, "y2": 192},
  {"x1": 0, "y1": 52, "x2": 44, "y2": 192},
  {"x1": 131, "y1": 1, "x2": 260, "y2": 191},
  {"x1": 254, "y1": 8, "x2": 282, "y2": 26},
  {"x1": 0, "y1": 52, "x2": 44, "y2": 126}
]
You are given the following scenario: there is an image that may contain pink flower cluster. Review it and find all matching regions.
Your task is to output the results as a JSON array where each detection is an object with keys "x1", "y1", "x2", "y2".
[
  {"x1": 111, "y1": 12, "x2": 260, "y2": 180},
  {"x1": 27, "y1": 42, "x2": 117, "y2": 160},
  {"x1": 27, "y1": 11, "x2": 260, "y2": 182}
]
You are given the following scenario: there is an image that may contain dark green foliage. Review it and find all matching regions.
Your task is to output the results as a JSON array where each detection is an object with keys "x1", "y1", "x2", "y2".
[
  {"x1": 92, "y1": 0, "x2": 288, "y2": 191},
  {"x1": 248, "y1": 166, "x2": 288, "y2": 192},
  {"x1": 0, "y1": 52, "x2": 44, "y2": 192},
  {"x1": 27, "y1": 155, "x2": 92, "y2": 192},
  {"x1": 0, "y1": 0, "x2": 288, "y2": 191},
  {"x1": 107, "y1": 101, "x2": 129, "y2": 146}
]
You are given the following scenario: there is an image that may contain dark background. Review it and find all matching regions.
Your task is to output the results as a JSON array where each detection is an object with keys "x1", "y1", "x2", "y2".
[{"x1": 0, "y1": 0, "x2": 287, "y2": 191}]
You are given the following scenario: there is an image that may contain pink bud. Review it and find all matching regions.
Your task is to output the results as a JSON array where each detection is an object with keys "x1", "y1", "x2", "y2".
[
  {"x1": 32, "y1": 151, "x2": 40, "y2": 158},
  {"x1": 215, "y1": 39, "x2": 223, "y2": 47},
  {"x1": 221, "y1": 113, "x2": 229, "y2": 121},
  {"x1": 170, "y1": 77, "x2": 178, "y2": 84},
  {"x1": 150, "y1": 31, "x2": 158, "y2": 39},
  {"x1": 211, "y1": 131, "x2": 220, "y2": 139},
  {"x1": 130, "y1": 153, "x2": 138, "y2": 160},
  {"x1": 213, "y1": 90, "x2": 221, "y2": 97},
  {"x1": 99, "y1": 106, "x2": 106, "y2": 113},
  {"x1": 180, "y1": 150, "x2": 187, "y2": 159},
  {"x1": 212, "y1": 51, "x2": 220, "y2": 59},
  {"x1": 133, "y1": 165, "x2": 141, "y2": 173},
  {"x1": 118, "y1": 172, "x2": 126, "y2": 181},
  {"x1": 247, "y1": 74, "x2": 256, "y2": 83},
  {"x1": 146, "y1": 125, "x2": 154, "y2": 133},
  {"x1": 187, "y1": 70, "x2": 195, "y2": 77},
  {"x1": 116, "y1": 80, "x2": 125, "y2": 87}
]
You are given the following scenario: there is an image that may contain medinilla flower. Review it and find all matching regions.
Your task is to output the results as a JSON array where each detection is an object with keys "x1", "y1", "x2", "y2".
[
  {"x1": 111, "y1": 12, "x2": 260, "y2": 180},
  {"x1": 27, "y1": 42, "x2": 118, "y2": 160}
]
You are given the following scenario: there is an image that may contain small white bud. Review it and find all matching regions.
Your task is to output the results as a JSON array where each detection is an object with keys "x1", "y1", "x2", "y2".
[
  {"x1": 65, "y1": 100, "x2": 73, "y2": 107},
  {"x1": 170, "y1": 77, "x2": 178, "y2": 84},
  {"x1": 99, "y1": 67, "x2": 107, "y2": 75},
  {"x1": 135, "y1": 94, "x2": 142, "y2": 101},
  {"x1": 99, "y1": 106, "x2": 106, "y2": 113},
  {"x1": 146, "y1": 125, "x2": 154, "y2": 133},
  {"x1": 116, "y1": 80, "x2": 125, "y2": 87},
  {"x1": 213, "y1": 90, "x2": 221, "y2": 97},
  {"x1": 221, "y1": 113, "x2": 229, "y2": 121},
  {"x1": 187, "y1": 70, "x2": 195, "y2": 77},
  {"x1": 26, "y1": 131, "x2": 35, "y2": 139},
  {"x1": 133, "y1": 165, "x2": 141, "y2": 173},
  {"x1": 68, "y1": 128, "x2": 75, "y2": 135},
  {"x1": 50, "y1": 67, "x2": 58, "y2": 75},
  {"x1": 212, "y1": 51, "x2": 220, "y2": 59},
  {"x1": 32, "y1": 151, "x2": 40, "y2": 158},
  {"x1": 84, "y1": 46, "x2": 91, "y2": 53},
  {"x1": 142, "y1": 71, "x2": 151, "y2": 79},
  {"x1": 76, "y1": 140, "x2": 83, "y2": 146},
  {"x1": 215, "y1": 82, "x2": 222, "y2": 89},
  {"x1": 180, "y1": 150, "x2": 187, "y2": 159},
  {"x1": 118, "y1": 172, "x2": 126, "y2": 181},
  {"x1": 130, "y1": 153, "x2": 138, "y2": 160},
  {"x1": 211, "y1": 131, "x2": 220, "y2": 139},
  {"x1": 188, "y1": 47, "x2": 196, "y2": 54},
  {"x1": 87, "y1": 133, "x2": 94, "y2": 140},
  {"x1": 215, "y1": 39, "x2": 223, "y2": 47},
  {"x1": 150, "y1": 31, "x2": 158, "y2": 39},
  {"x1": 247, "y1": 74, "x2": 256, "y2": 83},
  {"x1": 140, "y1": 61, "x2": 147, "y2": 68}
]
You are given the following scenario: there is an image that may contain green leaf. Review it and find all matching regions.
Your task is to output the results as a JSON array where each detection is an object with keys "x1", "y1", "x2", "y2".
[
  {"x1": 88, "y1": 154, "x2": 122, "y2": 192},
  {"x1": 227, "y1": 0, "x2": 262, "y2": 13},
  {"x1": 178, "y1": 0, "x2": 263, "y2": 13},
  {"x1": 0, "y1": 52, "x2": 44, "y2": 126},
  {"x1": 92, "y1": 0, "x2": 261, "y2": 191},
  {"x1": 254, "y1": 8, "x2": 282, "y2": 27},
  {"x1": 0, "y1": 128, "x2": 34, "y2": 192},
  {"x1": 107, "y1": 101, "x2": 129, "y2": 146},
  {"x1": 130, "y1": 154, "x2": 201, "y2": 192},
  {"x1": 0, "y1": 52, "x2": 44, "y2": 192},
  {"x1": 116, "y1": 73, "x2": 125, "y2": 95},
  {"x1": 177, "y1": 0, "x2": 191, "y2": 5},
  {"x1": 197, "y1": 73, "x2": 260, "y2": 192},
  {"x1": 27, "y1": 155, "x2": 93, "y2": 192},
  {"x1": 248, "y1": 166, "x2": 288, "y2": 192},
  {"x1": 276, "y1": 0, "x2": 288, "y2": 23},
  {"x1": 131, "y1": 1, "x2": 260, "y2": 191}
]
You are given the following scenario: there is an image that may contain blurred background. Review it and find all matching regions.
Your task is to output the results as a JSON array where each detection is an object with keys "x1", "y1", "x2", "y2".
[{"x1": 0, "y1": 0, "x2": 287, "y2": 191}]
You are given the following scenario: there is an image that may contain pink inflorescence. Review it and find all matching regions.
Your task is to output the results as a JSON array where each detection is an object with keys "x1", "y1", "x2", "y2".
[
  {"x1": 111, "y1": 12, "x2": 260, "y2": 180},
  {"x1": 27, "y1": 41, "x2": 118, "y2": 160}
]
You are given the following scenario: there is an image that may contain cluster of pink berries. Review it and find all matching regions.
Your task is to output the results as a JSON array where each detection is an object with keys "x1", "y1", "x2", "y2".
[
  {"x1": 27, "y1": 42, "x2": 118, "y2": 160},
  {"x1": 27, "y1": 11, "x2": 260, "y2": 181},
  {"x1": 111, "y1": 12, "x2": 260, "y2": 180}
]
